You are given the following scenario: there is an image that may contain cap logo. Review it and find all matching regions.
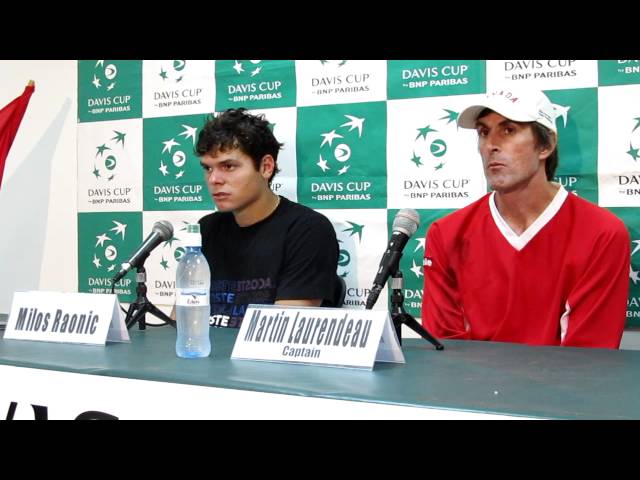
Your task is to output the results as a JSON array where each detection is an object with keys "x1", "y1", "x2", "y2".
[
  {"x1": 538, "y1": 109, "x2": 553, "y2": 123},
  {"x1": 491, "y1": 90, "x2": 519, "y2": 103}
]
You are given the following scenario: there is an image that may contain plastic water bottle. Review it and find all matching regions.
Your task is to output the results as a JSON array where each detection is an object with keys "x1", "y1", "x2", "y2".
[{"x1": 175, "y1": 223, "x2": 211, "y2": 358}]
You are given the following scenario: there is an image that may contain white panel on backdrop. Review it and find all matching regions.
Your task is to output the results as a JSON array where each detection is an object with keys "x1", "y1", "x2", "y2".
[
  {"x1": 319, "y1": 209, "x2": 390, "y2": 310},
  {"x1": 142, "y1": 60, "x2": 216, "y2": 118},
  {"x1": 248, "y1": 107, "x2": 298, "y2": 202},
  {"x1": 486, "y1": 60, "x2": 599, "y2": 90},
  {"x1": 597, "y1": 84, "x2": 640, "y2": 207},
  {"x1": 386, "y1": 95, "x2": 487, "y2": 209},
  {"x1": 77, "y1": 119, "x2": 143, "y2": 212},
  {"x1": 296, "y1": 60, "x2": 387, "y2": 107}
]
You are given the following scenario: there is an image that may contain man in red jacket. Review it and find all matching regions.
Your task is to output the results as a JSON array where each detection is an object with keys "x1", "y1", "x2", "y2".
[{"x1": 421, "y1": 88, "x2": 630, "y2": 348}]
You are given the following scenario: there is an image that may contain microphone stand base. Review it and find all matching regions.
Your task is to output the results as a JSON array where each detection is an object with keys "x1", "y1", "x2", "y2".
[
  {"x1": 391, "y1": 311, "x2": 444, "y2": 350},
  {"x1": 123, "y1": 266, "x2": 176, "y2": 330},
  {"x1": 124, "y1": 299, "x2": 176, "y2": 330},
  {"x1": 389, "y1": 270, "x2": 443, "y2": 350}
]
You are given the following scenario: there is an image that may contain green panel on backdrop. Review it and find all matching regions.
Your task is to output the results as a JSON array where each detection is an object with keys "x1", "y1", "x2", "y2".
[
  {"x1": 387, "y1": 60, "x2": 486, "y2": 100},
  {"x1": 77, "y1": 211, "x2": 143, "y2": 303},
  {"x1": 546, "y1": 88, "x2": 599, "y2": 203},
  {"x1": 215, "y1": 60, "x2": 296, "y2": 110},
  {"x1": 297, "y1": 102, "x2": 387, "y2": 209},
  {"x1": 78, "y1": 60, "x2": 142, "y2": 122},
  {"x1": 598, "y1": 60, "x2": 640, "y2": 87},
  {"x1": 143, "y1": 114, "x2": 214, "y2": 211}
]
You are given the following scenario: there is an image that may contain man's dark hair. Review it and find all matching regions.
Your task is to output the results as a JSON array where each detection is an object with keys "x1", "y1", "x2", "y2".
[
  {"x1": 477, "y1": 108, "x2": 559, "y2": 181},
  {"x1": 530, "y1": 122, "x2": 559, "y2": 181},
  {"x1": 196, "y1": 108, "x2": 283, "y2": 185}
]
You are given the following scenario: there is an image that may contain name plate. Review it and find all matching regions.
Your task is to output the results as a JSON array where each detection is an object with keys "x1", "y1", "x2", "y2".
[
  {"x1": 4, "y1": 291, "x2": 130, "y2": 345},
  {"x1": 231, "y1": 304, "x2": 405, "y2": 370}
]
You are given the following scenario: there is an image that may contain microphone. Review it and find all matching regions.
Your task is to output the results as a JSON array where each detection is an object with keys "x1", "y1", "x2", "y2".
[
  {"x1": 112, "y1": 220, "x2": 174, "y2": 284},
  {"x1": 365, "y1": 209, "x2": 420, "y2": 310}
]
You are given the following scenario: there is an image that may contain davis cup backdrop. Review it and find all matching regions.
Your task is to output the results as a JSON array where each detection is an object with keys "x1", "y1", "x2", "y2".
[{"x1": 75, "y1": 60, "x2": 640, "y2": 328}]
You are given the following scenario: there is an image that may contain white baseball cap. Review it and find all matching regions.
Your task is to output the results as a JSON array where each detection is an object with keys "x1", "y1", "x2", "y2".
[{"x1": 457, "y1": 88, "x2": 557, "y2": 133}]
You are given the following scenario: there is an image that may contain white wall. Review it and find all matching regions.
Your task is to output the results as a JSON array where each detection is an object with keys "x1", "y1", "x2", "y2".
[{"x1": 0, "y1": 60, "x2": 77, "y2": 313}]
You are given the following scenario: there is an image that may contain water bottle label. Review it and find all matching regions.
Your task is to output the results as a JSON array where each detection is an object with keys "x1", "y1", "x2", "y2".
[{"x1": 176, "y1": 292, "x2": 208, "y2": 307}]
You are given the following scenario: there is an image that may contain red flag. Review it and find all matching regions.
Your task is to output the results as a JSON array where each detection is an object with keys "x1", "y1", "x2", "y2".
[{"x1": 0, "y1": 82, "x2": 35, "y2": 189}]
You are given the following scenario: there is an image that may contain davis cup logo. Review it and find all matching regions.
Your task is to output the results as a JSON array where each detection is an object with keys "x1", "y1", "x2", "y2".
[
  {"x1": 92, "y1": 220, "x2": 128, "y2": 274},
  {"x1": 158, "y1": 222, "x2": 188, "y2": 271},
  {"x1": 159, "y1": 60, "x2": 187, "y2": 83},
  {"x1": 626, "y1": 116, "x2": 640, "y2": 162},
  {"x1": 81, "y1": 60, "x2": 135, "y2": 118},
  {"x1": 320, "y1": 60, "x2": 348, "y2": 67},
  {"x1": 92, "y1": 130, "x2": 126, "y2": 182},
  {"x1": 233, "y1": 60, "x2": 264, "y2": 78},
  {"x1": 337, "y1": 240, "x2": 351, "y2": 278},
  {"x1": 408, "y1": 237, "x2": 426, "y2": 279},
  {"x1": 338, "y1": 221, "x2": 364, "y2": 278},
  {"x1": 552, "y1": 102, "x2": 570, "y2": 130},
  {"x1": 410, "y1": 109, "x2": 458, "y2": 171},
  {"x1": 92, "y1": 60, "x2": 119, "y2": 91},
  {"x1": 316, "y1": 114, "x2": 365, "y2": 175},
  {"x1": 549, "y1": 101, "x2": 576, "y2": 192},
  {"x1": 219, "y1": 60, "x2": 291, "y2": 108},
  {"x1": 159, "y1": 236, "x2": 184, "y2": 271},
  {"x1": 401, "y1": 235, "x2": 427, "y2": 315},
  {"x1": 158, "y1": 124, "x2": 198, "y2": 179}
]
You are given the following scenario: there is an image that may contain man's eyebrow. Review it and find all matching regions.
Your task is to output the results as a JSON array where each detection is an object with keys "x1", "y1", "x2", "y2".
[
  {"x1": 475, "y1": 118, "x2": 517, "y2": 128},
  {"x1": 200, "y1": 157, "x2": 237, "y2": 167}
]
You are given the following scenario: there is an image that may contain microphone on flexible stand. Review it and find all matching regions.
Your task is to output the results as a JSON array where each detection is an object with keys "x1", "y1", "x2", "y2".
[
  {"x1": 364, "y1": 209, "x2": 443, "y2": 350},
  {"x1": 365, "y1": 209, "x2": 420, "y2": 310},
  {"x1": 111, "y1": 220, "x2": 176, "y2": 331},
  {"x1": 112, "y1": 220, "x2": 174, "y2": 284}
]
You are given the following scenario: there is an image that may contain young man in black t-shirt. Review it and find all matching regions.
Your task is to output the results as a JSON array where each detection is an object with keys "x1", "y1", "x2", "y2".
[{"x1": 195, "y1": 108, "x2": 339, "y2": 328}]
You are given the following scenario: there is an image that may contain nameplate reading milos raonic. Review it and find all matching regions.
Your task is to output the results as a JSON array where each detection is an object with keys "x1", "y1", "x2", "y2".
[{"x1": 4, "y1": 291, "x2": 129, "y2": 345}]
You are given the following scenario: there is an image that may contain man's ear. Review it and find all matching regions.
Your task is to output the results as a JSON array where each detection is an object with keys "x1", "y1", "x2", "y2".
[
  {"x1": 260, "y1": 155, "x2": 275, "y2": 180},
  {"x1": 539, "y1": 133, "x2": 558, "y2": 161}
]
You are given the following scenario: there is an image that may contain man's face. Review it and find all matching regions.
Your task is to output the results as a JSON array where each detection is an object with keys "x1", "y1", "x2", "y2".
[
  {"x1": 200, "y1": 147, "x2": 271, "y2": 214},
  {"x1": 475, "y1": 111, "x2": 551, "y2": 193}
]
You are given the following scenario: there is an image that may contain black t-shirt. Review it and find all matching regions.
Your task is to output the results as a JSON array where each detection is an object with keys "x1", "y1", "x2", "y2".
[{"x1": 199, "y1": 196, "x2": 339, "y2": 328}]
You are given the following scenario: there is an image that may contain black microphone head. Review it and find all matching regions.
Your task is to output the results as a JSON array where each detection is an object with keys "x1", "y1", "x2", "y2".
[
  {"x1": 392, "y1": 209, "x2": 420, "y2": 237},
  {"x1": 153, "y1": 220, "x2": 174, "y2": 241}
]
